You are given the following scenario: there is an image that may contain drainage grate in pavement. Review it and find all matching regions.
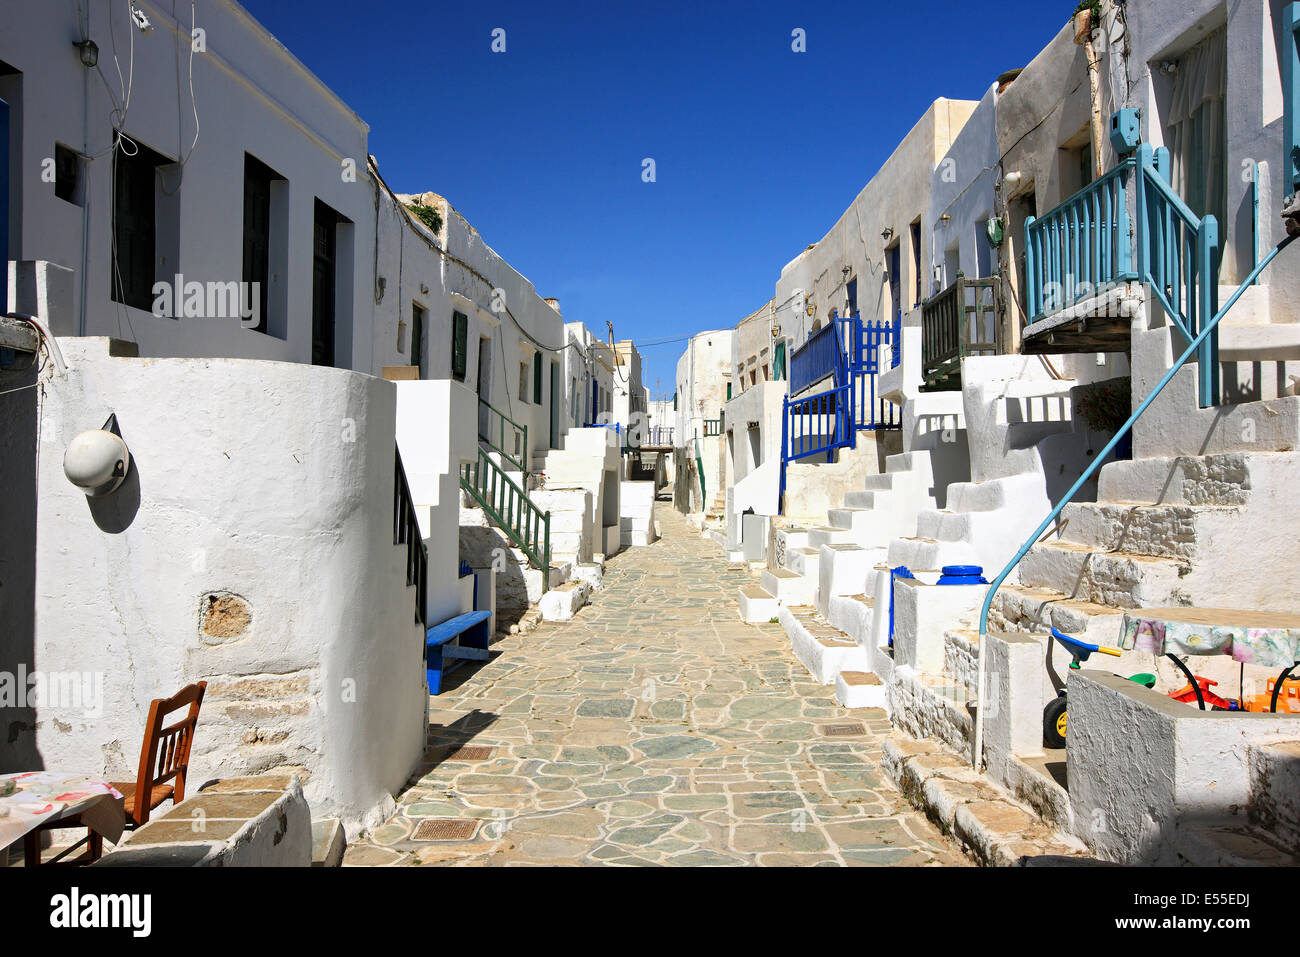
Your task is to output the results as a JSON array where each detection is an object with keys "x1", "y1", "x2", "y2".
[
  {"x1": 425, "y1": 744, "x2": 495, "y2": 763},
  {"x1": 412, "y1": 819, "x2": 480, "y2": 842},
  {"x1": 820, "y1": 722, "x2": 867, "y2": 737},
  {"x1": 445, "y1": 745, "x2": 495, "y2": 761}
]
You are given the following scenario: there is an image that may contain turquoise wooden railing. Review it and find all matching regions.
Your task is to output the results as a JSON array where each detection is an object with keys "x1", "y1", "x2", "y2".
[
  {"x1": 1026, "y1": 147, "x2": 1222, "y2": 407},
  {"x1": 971, "y1": 233, "x2": 1296, "y2": 769},
  {"x1": 1135, "y1": 144, "x2": 1220, "y2": 407},
  {"x1": 460, "y1": 445, "x2": 551, "y2": 593},
  {"x1": 1025, "y1": 159, "x2": 1138, "y2": 322}
]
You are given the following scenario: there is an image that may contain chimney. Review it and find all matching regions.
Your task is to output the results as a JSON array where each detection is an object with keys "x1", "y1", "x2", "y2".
[{"x1": 544, "y1": 297, "x2": 562, "y2": 316}]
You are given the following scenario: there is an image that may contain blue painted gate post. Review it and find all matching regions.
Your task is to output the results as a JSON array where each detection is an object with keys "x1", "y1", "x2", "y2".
[{"x1": 778, "y1": 392, "x2": 789, "y2": 515}]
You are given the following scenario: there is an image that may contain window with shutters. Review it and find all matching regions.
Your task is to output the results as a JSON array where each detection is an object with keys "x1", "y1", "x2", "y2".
[{"x1": 451, "y1": 310, "x2": 468, "y2": 381}]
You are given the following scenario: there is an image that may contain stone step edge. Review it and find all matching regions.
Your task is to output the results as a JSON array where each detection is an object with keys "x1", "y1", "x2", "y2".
[{"x1": 881, "y1": 733, "x2": 1091, "y2": 867}]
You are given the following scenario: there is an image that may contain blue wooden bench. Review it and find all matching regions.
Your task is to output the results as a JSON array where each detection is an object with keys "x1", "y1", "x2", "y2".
[{"x1": 426, "y1": 610, "x2": 492, "y2": 695}]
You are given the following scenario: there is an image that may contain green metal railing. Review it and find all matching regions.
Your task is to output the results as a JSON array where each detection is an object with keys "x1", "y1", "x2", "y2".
[
  {"x1": 460, "y1": 445, "x2": 552, "y2": 593},
  {"x1": 478, "y1": 397, "x2": 528, "y2": 473},
  {"x1": 971, "y1": 232, "x2": 1296, "y2": 770},
  {"x1": 693, "y1": 430, "x2": 706, "y2": 507},
  {"x1": 703, "y1": 417, "x2": 723, "y2": 437}
]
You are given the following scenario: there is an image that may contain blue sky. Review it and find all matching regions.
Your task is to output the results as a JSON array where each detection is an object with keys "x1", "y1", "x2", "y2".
[{"x1": 243, "y1": 0, "x2": 1073, "y2": 393}]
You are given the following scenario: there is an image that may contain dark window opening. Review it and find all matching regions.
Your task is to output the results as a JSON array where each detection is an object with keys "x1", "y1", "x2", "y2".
[
  {"x1": 55, "y1": 144, "x2": 81, "y2": 205},
  {"x1": 451, "y1": 310, "x2": 468, "y2": 381},
  {"x1": 533, "y1": 350, "x2": 543, "y2": 405},
  {"x1": 112, "y1": 138, "x2": 174, "y2": 312},
  {"x1": 311, "y1": 198, "x2": 340, "y2": 366},
  {"x1": 910, "y1": 220, "x2": 922, "y2": 309},
  {"x1": 242, "y1": 154, "x2": 284, "y2": 334},
  {"x1": 411, "y1": 303, "x2": 427, "y2": 379}
]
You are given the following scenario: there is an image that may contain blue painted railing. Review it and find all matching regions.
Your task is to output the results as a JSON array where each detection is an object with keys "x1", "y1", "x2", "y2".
[
  {"x1": 851, "y1": 315, "x2": 902, "y2": 429},
  {"x1": 778, "y1": 381, "x2": 853, "y2": 507},
  {"x1": 790, "y1": 317, "x2": 845, "y2": 395},
  {"x1": 1025, "y1": 158, "x2": 1138, "y2": 322},
  {"x1": 778, "y1": 310, "x2": 902, "y2": 512}
]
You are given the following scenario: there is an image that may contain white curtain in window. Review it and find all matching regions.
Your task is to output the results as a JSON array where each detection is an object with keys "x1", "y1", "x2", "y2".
[{"x1": 1166, "y1": 26, "x2": 1227, "y2": 230}]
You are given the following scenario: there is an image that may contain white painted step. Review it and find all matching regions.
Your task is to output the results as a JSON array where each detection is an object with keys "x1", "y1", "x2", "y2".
[
  {"x1": 887, "y1": 536, "x2": 981, "y2": 571},
  {"x1": 780, "y1": 605, "x2": 869, "y2": 684},
  {"x1": 787, "y1": 546, "x2": 821, "y2": 578},
  {"x1": 808, "y1": 525, "x2": 857, "y2": 548},
  {"x1": 826, "y1": 593, "x2": 875, "y2": 646},
  {"x1": 738, "y1": 584, "x2": 781, "y2": 623},
  {"x1": 818, "y1": 544, "x2": 887, "y2": 614},
  {"x1": 827, "y1": 506, "x2": 877, "y2": 534},
  {"x1": 761, "y1": 568, "x2": 816, "y2": 606},
  {"x1": 539, "y1": 580, "x2": 591, "y2": 621},
  {"x1": 836, "y1": 671, "x2": 887, "y2": 709}
]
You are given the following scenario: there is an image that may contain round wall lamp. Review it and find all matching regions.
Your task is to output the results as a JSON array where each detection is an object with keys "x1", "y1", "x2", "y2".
[{"x1": 64, "y1": 413, "x2": 131, "y2": 498}]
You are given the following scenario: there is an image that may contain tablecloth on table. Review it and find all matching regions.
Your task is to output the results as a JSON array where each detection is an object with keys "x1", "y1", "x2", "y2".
[
  {"x1": 0, "y1": 772, "x2": 125, "y2": 851},
  {"x1": 1119, "y1": 612, "x2": 1300, "y2": 668}
]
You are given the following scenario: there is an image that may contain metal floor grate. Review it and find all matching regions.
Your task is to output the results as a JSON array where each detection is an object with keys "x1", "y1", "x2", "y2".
[
  {"x1": 412, "y1": 818, "x2": 480, "y2": 842},
  {"x1": 444, "y1": 745, "x2": 495, "y2": 761},
  {"x1": 425, "y1": 744, "x2": 495, "y2": 763},
  {"x1": 820, "y1": 722, "x2": 867, "y2": 737}
]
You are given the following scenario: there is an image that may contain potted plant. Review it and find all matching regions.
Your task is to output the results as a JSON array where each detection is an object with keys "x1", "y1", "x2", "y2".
[{"x1": 1073, "y1": 1, "x2": 1101, "y2": 42}]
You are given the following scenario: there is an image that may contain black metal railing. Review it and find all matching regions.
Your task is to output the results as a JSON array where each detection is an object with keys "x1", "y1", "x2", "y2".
[{"x1": 394, "y1": 445, "x2": 428, "y2": 626}]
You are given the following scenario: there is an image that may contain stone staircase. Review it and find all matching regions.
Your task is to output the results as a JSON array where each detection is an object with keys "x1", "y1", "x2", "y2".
[
  {"x1": 737, "y1": 450, "x2": 936, "y2": 624},
  {"x1": 991, "y1": 444, "x2": 1300, "y2": 692},
  {"x1": 459, "y1": 441, "x2": 606, "y2": 623},
  {"x1": 885, "y1": 372, "x2": 1088, "y2": 580}
]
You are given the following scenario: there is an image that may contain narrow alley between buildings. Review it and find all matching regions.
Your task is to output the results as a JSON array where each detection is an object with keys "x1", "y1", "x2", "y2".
[{"x1": 346, "y1": 506, "x2": 968, "y2": 866}]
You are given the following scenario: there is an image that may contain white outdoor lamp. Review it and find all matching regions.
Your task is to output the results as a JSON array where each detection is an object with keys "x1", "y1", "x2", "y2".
[{"x1": 64, "y1": 414, "x2": 132, "y2": 497}]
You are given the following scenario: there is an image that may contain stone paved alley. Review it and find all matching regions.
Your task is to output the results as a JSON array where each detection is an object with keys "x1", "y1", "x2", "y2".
[{"x1": 346, "y1": 505, "x2": 968, "y2": 866}]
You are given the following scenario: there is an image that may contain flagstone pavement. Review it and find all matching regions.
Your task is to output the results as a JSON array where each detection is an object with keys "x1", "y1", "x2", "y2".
[{"x1": 345, "y1": 502, "x2": 969, "y2": 866}]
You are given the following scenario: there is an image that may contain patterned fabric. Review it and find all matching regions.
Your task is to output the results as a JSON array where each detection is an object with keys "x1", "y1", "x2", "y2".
[
  {"x1": 0, "y1": 772, "x2": 124, "y2": 851},
  {"x1": 1119, "y1": 613, "x2": 1300, "y2": 668}
]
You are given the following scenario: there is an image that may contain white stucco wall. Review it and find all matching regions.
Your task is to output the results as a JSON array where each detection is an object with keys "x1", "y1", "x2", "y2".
[
  {"x1": 1, "y1": 0, "x2": 374, "y2": 364},
  {"x1": 774, "y1": 99, "x2": 977, "y2": 363},
  {"x1": 395, "y1": 379, "x2": 478, "y2": 626},
  {"x1": 30, "y1": 338, "x2": 426, "y2": 832}
]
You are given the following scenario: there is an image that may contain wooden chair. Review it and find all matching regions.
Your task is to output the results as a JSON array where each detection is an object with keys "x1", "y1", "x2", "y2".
[{"x1": 24, "y1": 681, "x2": 207, "y2": 866}]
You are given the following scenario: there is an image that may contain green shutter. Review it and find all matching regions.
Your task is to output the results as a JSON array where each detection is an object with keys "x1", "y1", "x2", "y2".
[
  {"x1": 774, "y1": 341, "x2": 786, "y2": 380},
  {"x1": 533, "y1": 352, "x2": 543, "y2": 404},
  {"x1": 726, "y1": 382, "x2": 732, "y2": 400},
  {"x1": 673, "y1": 392, "x2": 677, "y2": 411},
  {"x1": 451, "y1": 311, "x2": 468, "y2": 380}
]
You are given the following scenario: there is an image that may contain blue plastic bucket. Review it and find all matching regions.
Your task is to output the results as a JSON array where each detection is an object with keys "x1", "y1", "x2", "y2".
[{"x1": 936, "y1": 564, "x2": 987, "y2": 585}]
